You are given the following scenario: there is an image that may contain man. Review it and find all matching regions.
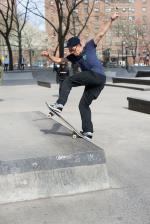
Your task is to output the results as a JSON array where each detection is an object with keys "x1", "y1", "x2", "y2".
[
  {"x1": 41, "y1": 12, "x2": 119, "y2": 140},
  {"x1": 20, "y1": 55, "x2": 25, "y2": 70},
  {"x1": 4, "y1": 55, "x2": 9, "y2": 71},
  {"x1": 56, "y1": 62, "x2": 70, "y2": 95}
]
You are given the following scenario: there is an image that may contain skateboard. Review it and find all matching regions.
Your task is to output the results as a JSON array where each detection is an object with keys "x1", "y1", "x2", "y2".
[{"x1": 45, "y1": 102, "x2": 91, "y2": 141}]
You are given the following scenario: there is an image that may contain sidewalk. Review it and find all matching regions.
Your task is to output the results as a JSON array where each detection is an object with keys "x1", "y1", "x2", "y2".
[{"x1": 0, "y1": 71, "x2": 150, "y2": 223}]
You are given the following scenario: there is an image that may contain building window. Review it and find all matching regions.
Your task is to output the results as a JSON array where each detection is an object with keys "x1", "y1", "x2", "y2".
[
  {"x1": 95, "y1": 16, "x2": 99, "y2": 22},
  {"x1": 105, "y1": 8, "x2": 111, "y2": 13},
  {"x1": 142, "y1": 7, "x2": 146, "y2": 12},
  {"x1": 84, "y1": 7, "x2": 88, "y2": 13},
  {"x1": 142, "y1": 16, "x2": 147, "y2": 21},
  {"x1": 74, "y1": 9, "x2": 78, "y2": 13},
  {"x1": 129, "y1": 16, "x2": 135, "y2": 21},
  {"x1": 129, "y1": 8, "x2": 135, "y2": 12},
  {"x1": 94, "y1": 8, "x2": 99, "y2": 12},
  {"x1": 105, "y1": 0, "x2": 111, "y2": 3},
  {"x1": 142, "y1": 24, "x2": 147, "y2": 31}
]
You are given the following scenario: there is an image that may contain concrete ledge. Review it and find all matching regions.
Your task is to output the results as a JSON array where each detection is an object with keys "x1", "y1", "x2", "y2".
[
  {"x1": 113, "y1": 77, "x2": 150, "y2": 85},
  {"x1": 2, "y1": 79, "x2": 36, "y2": 86},
  {"x1": 106, "y1": 82, "x2": 150, "y2": 91},
  {"x1": 3, "y1": 72, "x2": 36, "y2": 86},
  {"x1": 127, "y1": 97, "x2": 150, "y2": 114},
  {"x1": 0, "y1": 111, "x2": 109, "y2": 204},
  {"x1": 136, "y1": 71, "x2": 150, "y2": 77},
  {"x1": 32, "y1": 69, "x2": 57, "y2": 84},
  {"x1": 37, "y1": 81, "x2": 51, "y2": 88},
  {"x1": 0, "y1": 164, "x2": 109, "y2": 204},
  {"x1": 3, "y1": 72, "x2": 34, "y2": 81},
  {"x1": 0, "y1": 151, "x2": 105, "y2": 175}
]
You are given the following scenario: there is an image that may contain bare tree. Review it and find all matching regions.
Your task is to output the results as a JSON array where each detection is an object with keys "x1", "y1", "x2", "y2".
[
  {"x1": 0, "y1": 0, "x2": 15, "y2": 70},
  {"x1": 65, "y1": 0, "x2": 96, "y2": 37},
  {"x1": 140, "y1": 17, "x2": 150, "y2": 56},
  {"x1": 22, "y1": 22, "x2": 50, "y2": 67},
  {"x1": 12, "y1": 0, "x2": 30, "y2": 69},
  {"x1": 115, "y1": 19, "x2": 147, "y2": 64},
  {"x1": 26, "y1": 0, "x2": 96, "y2": 57}
]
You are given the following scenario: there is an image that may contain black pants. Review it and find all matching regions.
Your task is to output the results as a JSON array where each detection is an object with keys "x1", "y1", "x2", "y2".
[
  {"x1": 57, "y1": 71, "x2": 106, "y2": 133},
  {"x1": 58, "y1": 76, "x2": 69, "y2": 96},
  {"x1": 59, "y1": 80, "x2": 64, "y2": 96},
  {"x1": 4, "y1": 64, "x2": 8, "y2": 71}
]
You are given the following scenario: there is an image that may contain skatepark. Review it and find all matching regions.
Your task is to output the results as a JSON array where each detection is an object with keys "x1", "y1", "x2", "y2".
[{"x1": 0, "y1": 68, "x2": 150, "y2": 224}]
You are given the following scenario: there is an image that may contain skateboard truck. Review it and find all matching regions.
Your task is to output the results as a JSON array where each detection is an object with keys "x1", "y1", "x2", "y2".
[
  {"x1": 48, "y1": 111, "x2": 54, "y2": 118},
  {"x1": 72, "y1": 131, "x2": 78, "y2": 139}
]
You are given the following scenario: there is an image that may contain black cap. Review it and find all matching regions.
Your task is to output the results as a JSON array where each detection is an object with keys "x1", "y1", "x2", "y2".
[{"x1": 65, "y1": 36, "x2": 80, "y2": 48}]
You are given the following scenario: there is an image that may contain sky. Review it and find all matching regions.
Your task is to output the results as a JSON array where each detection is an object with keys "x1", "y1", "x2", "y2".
[
  {"x1": 29, "y1": 13, "x2": 45, "y2": 31},
  {"x1": 18, "y1": 0, "x2": 45, "y2": 31}
]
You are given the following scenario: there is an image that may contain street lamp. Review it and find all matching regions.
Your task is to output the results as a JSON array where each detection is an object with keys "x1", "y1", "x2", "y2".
[
  {"x1": 122, "y1": 41, "x2": 126, "y2": 67},
  {"x1": 125, "y1": 46, "x2": 128, "y2": 70}
]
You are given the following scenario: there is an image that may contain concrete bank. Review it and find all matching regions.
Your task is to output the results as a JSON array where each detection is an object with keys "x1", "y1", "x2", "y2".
[{"x1": 0, "y1": 111, "x2": 109, "y2": 204}]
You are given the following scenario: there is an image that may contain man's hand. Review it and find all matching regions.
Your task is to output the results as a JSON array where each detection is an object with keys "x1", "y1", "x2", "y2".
[
  {"x1": 111, "y1": 12, "x2": 119, "y2": 22},
  {"x1": 41, "y1": 50, "x2": 66, "y2": 64},
  {"x1": 41, "y1": 51, "x2": 49, "y2": 57}
]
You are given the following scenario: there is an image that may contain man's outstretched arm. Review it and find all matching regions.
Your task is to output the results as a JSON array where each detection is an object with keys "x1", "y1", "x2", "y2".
[
  {"x1": 41, "y1": 51, "x2": 68, "y2": 64},
  {"x1": 94, "y1": 12, "x2": 119, "y2": 45}
]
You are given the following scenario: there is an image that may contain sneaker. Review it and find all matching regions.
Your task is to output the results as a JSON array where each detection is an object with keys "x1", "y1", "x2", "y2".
[
  {"x1": 80, "y1": 131, "x2": 93, "y2": 140},
  {"x1": 49, "y1": 103, "x2": 64, "y2": 113}
]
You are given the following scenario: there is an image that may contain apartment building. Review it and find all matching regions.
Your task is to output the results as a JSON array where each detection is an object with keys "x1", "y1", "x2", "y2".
[
  {"x1": 45, "y1": 0, "x2": 105, "y2": 56},
  {"x1": 105, "y1": 0, "x2": 150, "y2": 64},
  {"x1": 45, "y1": 0, "x2": 150, "y2": 64}
]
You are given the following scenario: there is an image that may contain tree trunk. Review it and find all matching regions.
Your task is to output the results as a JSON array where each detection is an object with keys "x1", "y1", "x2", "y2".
[
  {"x1": 18, "y1": 33, "x2": 22, "y2": 70},
  {"x1": 58, "y1": 34, "x2": 65, "y2": 58},
  {"x1": 6, "y1": 38, "x2": 13, "y2": 71},
  {"x1": 29, "y1": 49, "x2": 32, "y2": 68}
]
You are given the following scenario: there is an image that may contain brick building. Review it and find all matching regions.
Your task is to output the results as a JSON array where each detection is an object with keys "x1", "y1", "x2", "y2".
[
  {"x1": 105, "y1": 0, "x2": 150, "y2": 65},
  {"x1": 45, "y1": 0, "x2": 105, "y2": 57},
  {"x1": 45, "y1": 0, "x2": 150, "y2": 65}
]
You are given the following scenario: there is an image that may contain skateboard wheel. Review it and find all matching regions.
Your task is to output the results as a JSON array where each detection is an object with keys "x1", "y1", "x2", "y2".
[
  {"x1": 72, "y1": 134, "x2": 77, "y2": 139},
  {"x1": 48, "y1": 112, "x2": 53, "y2": 118}
]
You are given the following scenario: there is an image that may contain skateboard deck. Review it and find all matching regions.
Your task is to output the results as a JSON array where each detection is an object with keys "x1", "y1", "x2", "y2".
[{"x1": 45, "y1": 102, "x2": 90, "y2": 141}]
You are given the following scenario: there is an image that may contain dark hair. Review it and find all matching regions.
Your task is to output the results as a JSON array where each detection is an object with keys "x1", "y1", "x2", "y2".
[{"x1": 0, "y1": 59, "x2": 2, "y2": 66}]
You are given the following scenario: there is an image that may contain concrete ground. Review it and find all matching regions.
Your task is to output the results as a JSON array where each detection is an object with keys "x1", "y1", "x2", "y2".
[{"x1": 0, "y1": 71, "x2": 150, "y2": 224}]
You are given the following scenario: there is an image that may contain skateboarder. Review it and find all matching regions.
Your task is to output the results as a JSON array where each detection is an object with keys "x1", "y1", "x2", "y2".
[{"x1": 42, "y1": 12, "x2": 119, "y2": 140}]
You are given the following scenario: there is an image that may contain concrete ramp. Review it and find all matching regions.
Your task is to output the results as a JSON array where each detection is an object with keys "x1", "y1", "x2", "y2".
[
  {"x1": 0, "y1": 111, "x2": 109, "y2": 204},
  {"x1": 3, "y1": 72, "x2": 36, "y2": 85}
]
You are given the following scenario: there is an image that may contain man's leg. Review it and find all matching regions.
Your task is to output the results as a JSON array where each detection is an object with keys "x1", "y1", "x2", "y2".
[
  {"x1": 79, "y1": 83, "x2": 105, "y2": 133},
  {"x1": 57, "y1": 71, "x2": 102, "y2": 106}
]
